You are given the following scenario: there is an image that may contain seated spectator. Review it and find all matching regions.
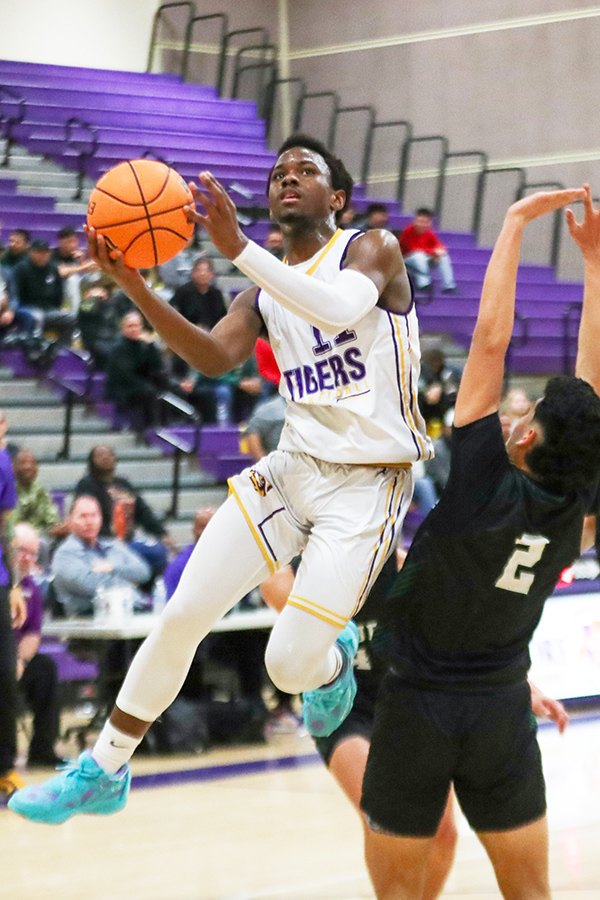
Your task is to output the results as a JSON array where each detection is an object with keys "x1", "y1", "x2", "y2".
[
  {"x1": 254, "y1": 337, "x2": 280, "y2": 395},
  {"x1": 163, "y1": 507, "x2": 215, "y2": 601},
  {"x1": 105, "y1": 311, "x2": 170, "y2": 436},
  {"x1": 77, "y1": 274, "x2": 121, "y2": 369},
  {"x1": 51, "y1": 495, "x2": 151, "y2": 617},
  {"x1": 424, "y1": 407, "x2": 454, "y2": 498},
  {"x1": 499, "y1": 386, "x2": 533, "y2": 440},
  {"x1": 52, "y1": 227, "x2": 97, "y2": 312},
  {"x1": 7, "y1": 449, "x2": 69, "y2": 564},
  {"x1": 183, "y1": 354, "x2": 262, "y2": 425},
  {"x1": 263, "y1": 225, "x2": 284, "y2": 260},
  {"x1": 363, "y1": 202, "x2": 390, "y2": 230},
  {"x1": 12, "y1": 523, "x2": 64, "y2": 767},
  {"x1": 12, "y1": 239, "x2": 76, "y2": 344},
  {"x1": 245, "y1": 391, "x2": 287, "y2": 460},
  {"x1": 398, "y1": 207, "x2": 457, "y2": 293},
  {"x1": 0, "y1": 229, "x2": 30, "y2": 301},
  {"x1": 75, "y1": 445, "x2": 171, "y2": 584},
  {"x1": 169, "y1": 258, "x2": 227, "y2": 378},
  {"x1": 418, "y1": 346, "x2": 462, "y2": 437},
  {"x1": 339, "y1": 204, "x2": 358, "y2": 229},
  {"x1": 158, "y1": 231, "x2": 203, "y2": 293}
]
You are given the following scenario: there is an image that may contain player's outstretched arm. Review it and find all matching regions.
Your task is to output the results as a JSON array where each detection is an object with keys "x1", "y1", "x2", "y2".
[
  {"x1": 85, "y1": 227, "x2": 260, "y2": 375},
  {"x1": 454, "y1": 188, "x2": 586, "y2": 427},
  {"x1": 185, "y1": 172, "x2": 381, "y2": 333},
  {"x1": 566, "y1": 185, "x2": 600, "y2": 396}
]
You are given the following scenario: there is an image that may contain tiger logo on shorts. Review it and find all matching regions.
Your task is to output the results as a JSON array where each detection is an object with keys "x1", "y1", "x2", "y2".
[{"x1": 249, "y1": 469, "x2": 272, "y2": 496}]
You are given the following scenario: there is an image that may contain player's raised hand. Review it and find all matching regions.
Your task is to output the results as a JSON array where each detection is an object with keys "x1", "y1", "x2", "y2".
[
  {"x1": 508, "y1": 186, "x2": 587, "y2": 226},
  {"x1": 185, "y1": 171, "x2": 248, "y2": 260},
  {"x1": 565, "y1": 184, "x2": 600, "y2": 260}
]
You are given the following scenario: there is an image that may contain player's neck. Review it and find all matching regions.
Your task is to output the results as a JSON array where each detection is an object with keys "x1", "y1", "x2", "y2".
[{"x1": 280, "y1": 222, "x2": 338, "y2": 265}]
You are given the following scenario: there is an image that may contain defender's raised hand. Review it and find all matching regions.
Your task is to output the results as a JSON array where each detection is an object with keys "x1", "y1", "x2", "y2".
[
  {"x1": 185, "y1": 171, "x2": 248, "y2": 260},
  {"x1": 566, "y1": 184, "x2": 600, "y2": 260},
  {"x1": 508, "y1": 187, "x2": 586, "y2": 226}
]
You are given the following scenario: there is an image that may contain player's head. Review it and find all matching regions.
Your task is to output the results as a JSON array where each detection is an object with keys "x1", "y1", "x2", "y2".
[
  {"x1": 267, "y1": 133, "x2": 353, "y2": 226},
  {"x1": 507, "y1": 375, "x2": 600, "y2": 493}
]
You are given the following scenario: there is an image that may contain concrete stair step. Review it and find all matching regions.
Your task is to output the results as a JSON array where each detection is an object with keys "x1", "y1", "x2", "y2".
[{"x1": 38, "y1": 456, "x2": 204, "y2": 489}]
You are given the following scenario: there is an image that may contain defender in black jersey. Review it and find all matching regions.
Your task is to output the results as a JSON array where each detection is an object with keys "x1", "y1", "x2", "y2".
[{"x1": 361, "y1": 186, "x2": 600, "y2": 900}]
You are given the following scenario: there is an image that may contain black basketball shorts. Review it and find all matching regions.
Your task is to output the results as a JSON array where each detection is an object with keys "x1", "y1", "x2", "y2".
[
  {"x1": 361, "y1": 672, "x2": 547, "y2": 836},
  {"x1": 314, "y1": 669, "x2": 380, "y2": 766}
]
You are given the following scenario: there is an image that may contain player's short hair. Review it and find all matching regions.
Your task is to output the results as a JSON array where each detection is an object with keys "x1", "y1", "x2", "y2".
[
  {"x1": 267, "y1": 133, "x2": 353, "y2": 221},
  {"x1": 526, "y1": 375, "x2": 600, "y2": 494}
]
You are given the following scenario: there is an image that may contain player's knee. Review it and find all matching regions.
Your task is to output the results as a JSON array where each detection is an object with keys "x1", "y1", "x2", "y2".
[{"x1": 264, "y1": 640, "x2": 312, "y2": 695}]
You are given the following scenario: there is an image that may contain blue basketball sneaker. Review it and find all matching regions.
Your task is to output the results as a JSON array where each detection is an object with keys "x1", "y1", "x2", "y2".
[
  {"x1": 8, "y1": 751, "x2": 130, "y2": 824},
  {"x1": 302, "y1": 620, "x2": 359, "y2": 738}
]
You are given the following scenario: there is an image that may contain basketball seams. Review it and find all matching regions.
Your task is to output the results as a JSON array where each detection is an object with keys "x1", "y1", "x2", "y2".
[
  {"x1": 128, "y1": 160, "x2": 159, "y2": 266},
  {"x1": 88, "y1": 202, "x2": 192, "y2": 230},
  {"x1": 121, "y1": 227, "x2": 194, "y2": 254}
]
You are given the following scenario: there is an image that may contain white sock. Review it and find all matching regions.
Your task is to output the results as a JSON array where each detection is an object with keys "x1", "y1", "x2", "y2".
[{"x1": 92, "y1": 721, "x2": 142, "y2": 774}]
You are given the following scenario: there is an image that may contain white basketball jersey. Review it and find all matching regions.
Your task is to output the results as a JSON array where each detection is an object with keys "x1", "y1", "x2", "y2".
[{"x1": 257, "y1": 228, "x2": 433, "y2": 465}]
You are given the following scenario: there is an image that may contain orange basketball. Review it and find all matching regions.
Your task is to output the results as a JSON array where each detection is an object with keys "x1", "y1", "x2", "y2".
[{"x1": 87, "y1": 159, "x2": 194, "y2": 268}]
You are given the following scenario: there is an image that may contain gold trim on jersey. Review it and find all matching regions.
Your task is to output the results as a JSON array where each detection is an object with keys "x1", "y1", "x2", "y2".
[
  {"x1": 391, "y1": 313, "x2": 428, "y2": 458},
  {"x1": 287, "y1": 593, "x2": 349, "y2": 629},
  {"x1": 283, "y1": 228, "x2": 346, "y2": 274},
  {"x1": 227, "y1": 478, "x2": 277, "y2": 575}
]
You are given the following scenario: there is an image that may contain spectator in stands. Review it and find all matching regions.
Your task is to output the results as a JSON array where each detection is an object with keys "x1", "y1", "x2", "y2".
[
  {"x1": 75, "y1": 444, "x2": 171, "y2": 584},
  {"x1": 51, "y1": 495, "x2": 151, "y2": 617},
  {"x1": 245, "y1": 391, "x2": 287, "y2": 460},
  {"x1": 157, "y1": 231, "x2": 203, "y2": 293},
  {"x1": 13, "y1": 239, "x2": 76, "y2": 344},
  {"x1": 77, "y1": 274, "x2": 121, "y2": 369},
  {"x1": 418, "y1": 346, "x2": 462, "y2": 436},
  {"x1": 398, "y1": 207, "x2": 457, "y2": 293},
  {"x1": 169, "y1": 258, "x2": 227, "y2": 378},
  {"x1": 52, "y1": 227, "x2": 97, "y2": 312},
  {"x1": 0, "y1": 429, "x2": 26, "y2": 801},
  {"x1": 183, "y1": 354, "x2": 262, "y2": 425},
  {"x1": 425, "y1": 407, "x2": 454, "y2": 498},
  {"x1": 363, "y1": 202, "x2": 390, "y2": 230},
  {"x1": 499, "y1": 386, "x2": 534, "y2": 440},
  {"x1": 7, "y1": 449, "x2": 69, "y2": 564},
  {"x1": 0, "y1": 229, "x2": 31, "y2": 299},
  {"x1": 339, "y1": 204, "x2": 358, "y2": 229},
  {"x1": 105, "y1": 310, "x2": 170, "y2": 436},
  {"x1": 11, "y1": 523, "x2": 64, "y2": 767},
  {"x1": 163, "y1": 507, "x2": 215, "y2": 601},
  {"x1": 263, "y1": 225, "x2": 284, "y2": 260}
]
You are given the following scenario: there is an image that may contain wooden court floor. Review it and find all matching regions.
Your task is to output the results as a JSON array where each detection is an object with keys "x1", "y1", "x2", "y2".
[{"x1": 3, "y1": 712, "x2": 600, "y2": 899}]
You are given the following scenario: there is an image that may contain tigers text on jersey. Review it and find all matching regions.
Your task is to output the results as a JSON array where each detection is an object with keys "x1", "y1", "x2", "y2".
[{"x1": 256, "y1": 228, "x2": 433, "y2": 465}]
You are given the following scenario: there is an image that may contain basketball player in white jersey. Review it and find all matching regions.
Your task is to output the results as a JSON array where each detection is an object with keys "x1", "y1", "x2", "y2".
[{"x1": 9, "y1": 134, "x2": 433, "y2": 823}]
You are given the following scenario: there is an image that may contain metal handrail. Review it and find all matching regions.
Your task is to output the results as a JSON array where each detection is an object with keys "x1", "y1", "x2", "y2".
[
  {"x1": 328, "y1": 104, "x2": 376, "y2": 184},
  {"x1": 231, "y1": 44, "x2": 277, "y2": 104},
  {"x1": 473, "y1": 166, "x2": 527, "y2": 240},
  {"x1": 181, "y1": 12, "x2": 228, "y2": 83},
  {"x1": 142, "y1": 148, "x2": 174, "y2": 167},
  {"x1": 362, "y1": 119, "x2": 412, "y2": 195},
  {"x1": 561, "y1": 302, "x2": 581, "y2": 375},
  {"x1": 293, "y1": 89, "x2": 339, "y2": 135},
  {"x1": 65, "y1": 117, "x2": 98, "y2": 201},
  {"x1": 218, "y1": 27, "x2": 270, "y2": 96},
  {"x1": 397, "y1": 135, "x2": 449, "y2": 208},
  {"x1": 517, "y1": 181, "x2": 565, "y2": 269},
  {"x1": 0, "y1": 85, "x2": 26, "y2": 167},
  {"x1": 264, "y1": 76, "x2": 306, "y2": 143},
  {"x1": 147, "y1": 1, "x2": 195, "y2": 74},
  {"x1": 232, "y1": 60, "x2": 279, "y2": 120},
  {"x1": 156, "y1": 392, "x2": 201, "y2": 519},
  {"x1": 436, "y1": 150, "x2": 488, "y2": 223},
  {"x1": 45, "y1": 348, "x2": 94, "y2": 460}
]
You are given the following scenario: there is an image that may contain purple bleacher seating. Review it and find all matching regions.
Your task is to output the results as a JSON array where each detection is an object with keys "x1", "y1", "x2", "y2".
[
  {"x1": 0, "y1": 58, "x2": 586, "y2": 376},
  {"x1": 40, "y1": 638, "x2": 99, "y2": 683}
]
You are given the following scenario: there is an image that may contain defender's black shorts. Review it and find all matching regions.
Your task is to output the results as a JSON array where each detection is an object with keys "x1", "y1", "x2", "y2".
[
  {"x1": 361, "y1": 673, "x2": 546, "y2": 836},
  {"x1": 314, "y1": 669, "x2": 380, "y2": 766}
]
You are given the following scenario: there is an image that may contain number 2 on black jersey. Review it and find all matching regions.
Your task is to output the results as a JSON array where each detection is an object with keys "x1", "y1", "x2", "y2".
[{"x1": 495, "y1": 533, "x2": 549, "y2": 596}]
